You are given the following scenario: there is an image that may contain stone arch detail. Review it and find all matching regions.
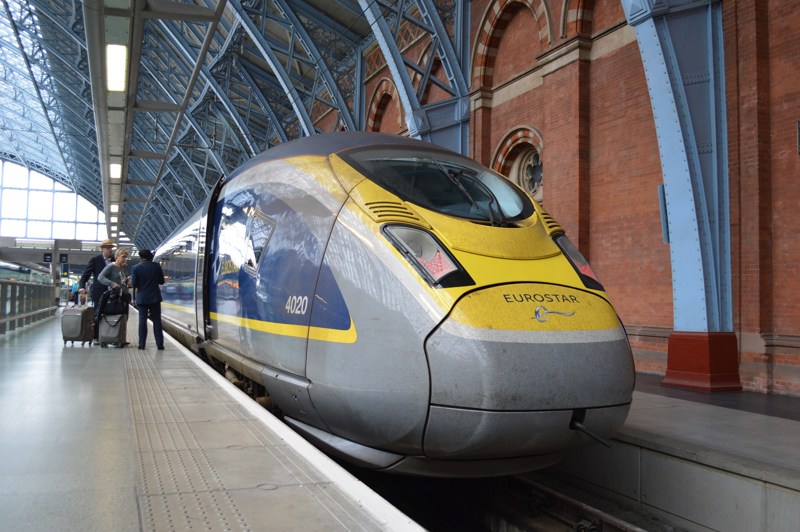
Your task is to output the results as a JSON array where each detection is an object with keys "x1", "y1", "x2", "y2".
[
  {"x1": 560, "y1": 0, "x2": 594, "y2": 38},
  {"x1": 366, "y1": 78, "x2": 403, "y2": 132},
  {"x1": 471, "y1": 0, "x2": 553, "y2": 87},
  {"x1": 492, "y1": 126, "x2": 544, "y2": 176}
]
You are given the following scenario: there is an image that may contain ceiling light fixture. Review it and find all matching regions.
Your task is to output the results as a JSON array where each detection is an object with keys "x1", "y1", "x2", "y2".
[
  {"x1": 110, "y1": 163, "x2": 121, "y2": 179},
  {"x1": 106, "y1": 44, "x2": 128, "y2": 91}
]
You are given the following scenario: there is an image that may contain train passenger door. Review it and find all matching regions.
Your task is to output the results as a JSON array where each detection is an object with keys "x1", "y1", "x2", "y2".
[
  {"x1": 194, "y1": 208, "x2": 208, "y2": 338},
  {"x1": 238, "y1": 200, "x2": 315, "y2": 377}
]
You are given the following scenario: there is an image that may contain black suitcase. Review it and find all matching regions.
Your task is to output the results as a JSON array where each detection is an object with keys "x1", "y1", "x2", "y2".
[
  {"x1": 61, "y1": 296, "x2": 94, "y2": 346},
  {"x1": 98, "y1": 313, "x2": 128, "y2": 348}
]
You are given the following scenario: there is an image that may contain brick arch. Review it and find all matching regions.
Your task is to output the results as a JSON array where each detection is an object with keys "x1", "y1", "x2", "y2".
[
  {"x1": 560, "y1": 0, "x2": 594, "y2": 38},
  {"x1": 471, "y1": 0, "x2": 553, "y2": 88},
  {"x1": 366, "y1": 78, "x2": 403, "y2": 133},
  {"x1": 492, "y1": 126, "x2": 544, "y2": 176}
]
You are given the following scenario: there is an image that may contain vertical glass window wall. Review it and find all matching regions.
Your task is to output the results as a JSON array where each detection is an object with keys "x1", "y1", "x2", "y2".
[{"x1": 0, "y1": 161, "x2": 106, "y2": 241}]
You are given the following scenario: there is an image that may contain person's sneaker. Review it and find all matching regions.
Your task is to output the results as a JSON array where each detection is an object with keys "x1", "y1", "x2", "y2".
[
  {"x1": 157, "y1": 346, "x2": 164, "y2": 350},
  {"x1": 138, "y1": 345, "x2": 145, "y2": 349}
]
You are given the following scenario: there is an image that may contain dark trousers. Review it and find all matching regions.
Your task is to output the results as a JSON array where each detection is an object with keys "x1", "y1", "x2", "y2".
[{"x1": 137, "y1": 302, "x2": 164, "y2": 348}]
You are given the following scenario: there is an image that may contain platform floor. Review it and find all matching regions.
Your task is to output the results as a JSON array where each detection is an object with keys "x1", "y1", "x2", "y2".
[
  {"x1": 0, "y1": 311, "x2": 421, "y2": 532},
  {"x1": 550, "y1": 374, "x2": 800, "y2": 531},
  {"x1": 5, "y1": 312, "x2": 800, "y2": 531}
]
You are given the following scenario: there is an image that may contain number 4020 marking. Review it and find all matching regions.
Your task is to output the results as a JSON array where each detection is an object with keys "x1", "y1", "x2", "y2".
[{"x1": 285, "y1": 295, "x2": 308, "y2": 315}]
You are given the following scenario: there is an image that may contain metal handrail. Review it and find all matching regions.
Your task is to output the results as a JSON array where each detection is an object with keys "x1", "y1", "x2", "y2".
[
  {"x1": 0, "y1": 280, "x2": 58, "y2": 334},
  {"x1": 0, "y1": 306, "x2": 59, "y2": 325}
]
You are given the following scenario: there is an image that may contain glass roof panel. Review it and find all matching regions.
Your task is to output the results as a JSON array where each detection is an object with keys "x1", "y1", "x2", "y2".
[{"x1": 0, "y1": 1, "x2": 68, "y2": 178}]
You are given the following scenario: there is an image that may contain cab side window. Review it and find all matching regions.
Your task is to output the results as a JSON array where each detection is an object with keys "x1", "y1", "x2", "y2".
[{"x1": 244, "y1": 211, "x2": 275, "y2": 272}]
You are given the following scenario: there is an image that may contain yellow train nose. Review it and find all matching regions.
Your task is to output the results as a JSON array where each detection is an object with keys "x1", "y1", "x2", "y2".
[{"x1": 422, "y1": 283, "x2": 634, "y2": 459}]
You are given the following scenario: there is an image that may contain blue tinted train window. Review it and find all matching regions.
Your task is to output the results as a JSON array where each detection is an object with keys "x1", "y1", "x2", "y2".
[
  {"x1": 342, "y1": 147, "x2": 534, "y2": 225},
  {"x1": 245, "y1": 211, "x2": 275, "y2": 270}
]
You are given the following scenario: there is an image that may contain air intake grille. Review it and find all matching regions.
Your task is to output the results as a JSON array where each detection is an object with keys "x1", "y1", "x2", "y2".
[
  {"x1": 364, "y1": 201, "x2": 426, "y2": 225},
  {"x1": 538, "y1": 209, "x2": 563, "y2": 235}
]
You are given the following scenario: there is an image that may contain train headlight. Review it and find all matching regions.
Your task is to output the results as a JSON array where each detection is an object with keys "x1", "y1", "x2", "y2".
[
  {"x1": 554, "y1": 234, "x2": 605, "y2": 291},
  {"x1": 383, "y1": 225, "x2": 473, "y2": 287}
]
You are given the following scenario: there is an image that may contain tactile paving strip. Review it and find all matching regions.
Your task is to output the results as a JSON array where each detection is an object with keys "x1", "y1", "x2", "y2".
[
  {"x1": 125, "y1": 347, "x2": 385, "y2": 531},
  {"x1": 127, "y1": 348, "x2": 251, "y2": 531}
]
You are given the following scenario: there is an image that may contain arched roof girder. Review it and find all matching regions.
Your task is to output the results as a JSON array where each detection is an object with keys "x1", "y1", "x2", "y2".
[
  {"x1": 134, "y1": 46, "x2": 222, "y2": 168},
  {"x1": 358, "y1": 0, "x2": 425, "y2": 138},
  {"x1": 233, "y1": 54, "x2": 289, "y2": 144},
  {"x1": 621, "y1": 0, "x2": 732, "y2": 336},
  {"x1": 357, "y1": 0, "x2": 470, "y2": 152},
  {"x1": 0, "y1": 0, "x2": 77, "y2": 188},
  {"x1": 138, "y1": 3, "x2": 311, "y2": 159},
  {"x1": 413, "y1": 0, "x2": 468, "y2": 98},
  {"x1": 129, "y1": 174, "x2": 193, "y2": 246},
  {"x1": 14, "y1": 0, "x2": 104, "y2": 206},
  {"x1": 134, "y1": 132, "x2": 206, "y2": 208},
  {"x1": 288, "y1": 0, "x2": 362, "y2": 44},
  {"x1": 133, "y1": 117, "x2": 216, "y2": 202},
  {"x1": 126, "y1": 126, "x2": 194, "y2": 206},
  {"x1": 153, "y1": 17, "x2": 259, "y2": 158},
  {"x1": 227, "y1": 0, "x2": 315, "y2": 136},
  {"x1": 126, "y1": 0, "x2": 231, "y2": 247},
  {"x1": 132, "y1": 36, "x2": 233, "y2": 181},
  {"x1": 172, "y1": 144, "x2": 212, "y2": 196},
  {"x1": 274, "y1": 0, "x2": 355, "y2": 131},
  {"x1": 236, "y1": 51, "x2": 300, "y2": 139},
  {"x1": 181, "y1": 111, "x2": 230, "y2": 177}
]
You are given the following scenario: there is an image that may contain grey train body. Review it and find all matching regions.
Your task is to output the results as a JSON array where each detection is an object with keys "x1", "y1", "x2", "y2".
[{"x1": 155, "y1": 132, "x2": 635, "y2": 477}]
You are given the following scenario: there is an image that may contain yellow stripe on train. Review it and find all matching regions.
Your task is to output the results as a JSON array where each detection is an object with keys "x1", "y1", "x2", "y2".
[
  {"x1": 209, "y1": 311, "x2": 358, "y2": 344},
  {"x1": 162, "y1": 301, "x2": 195, "y2": 314}
]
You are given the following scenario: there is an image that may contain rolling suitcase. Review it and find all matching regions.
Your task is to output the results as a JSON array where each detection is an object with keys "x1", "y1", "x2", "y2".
[
  {"x1": 98, "y1": 313, "x2": 128, "y2": 348},
  {"x1": 61, "y1": 296, "x2": 94, "y2": 346}
]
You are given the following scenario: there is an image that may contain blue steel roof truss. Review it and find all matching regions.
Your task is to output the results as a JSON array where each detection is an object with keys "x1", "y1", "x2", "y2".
[
  {"x1": 0, "y1": 0, "x2": 470, "y2": 248},
  {"x1": 17, "y1": 0, "x2": 103, "y2": 204},
  {"x1": 234, "y1": 53, "x2": 288, "y2": 145},
  {"x1": 0, "y1": 0, "x2": 96, "y2": 200}
]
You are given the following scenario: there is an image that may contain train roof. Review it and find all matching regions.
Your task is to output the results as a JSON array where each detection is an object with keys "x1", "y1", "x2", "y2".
[{"x1": 224, "y1": 132, "x2": 440, "y2": 184}]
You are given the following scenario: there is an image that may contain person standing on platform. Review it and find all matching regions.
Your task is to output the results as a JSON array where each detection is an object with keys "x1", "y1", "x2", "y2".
[
  {"x1": 130, "y1": 249, "x2": 165, "y2": 350},
  {"x1": 78, "y1": 239, "x2": 115, "y2": 305},
  {"x1": 95, "y1": 248, "x2": 131, "y2": 346}
]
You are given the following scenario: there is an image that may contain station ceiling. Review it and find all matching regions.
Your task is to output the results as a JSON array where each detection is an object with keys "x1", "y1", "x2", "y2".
[{"x1": 0, "y1": 0, "x2": 469, "y2": 250}]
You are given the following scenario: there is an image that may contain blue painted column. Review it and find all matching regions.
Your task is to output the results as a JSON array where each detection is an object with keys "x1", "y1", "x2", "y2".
[{"x1": 621, "y1": 0, "x2": 740, "y2": 391}]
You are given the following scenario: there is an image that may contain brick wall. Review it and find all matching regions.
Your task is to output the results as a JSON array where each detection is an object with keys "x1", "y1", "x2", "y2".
[
  {"x1": 357, "y1": 0, "x2": 800, "y2": 395},
  {"x1": 726, "y1": 0, "x2": 800, "y2": 394},
  {"x1": 469, "y1": 1, "x2": 672, "y2": 332}
]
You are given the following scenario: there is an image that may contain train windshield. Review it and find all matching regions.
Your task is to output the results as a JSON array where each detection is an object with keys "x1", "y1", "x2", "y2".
[{"x1": 342, "y1": 147, "x2": 534, "y2": 225}]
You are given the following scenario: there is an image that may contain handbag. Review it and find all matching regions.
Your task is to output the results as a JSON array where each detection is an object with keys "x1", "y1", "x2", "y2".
[{"x1": 102, "y1": 287, "x2": 128, "y2": 315}]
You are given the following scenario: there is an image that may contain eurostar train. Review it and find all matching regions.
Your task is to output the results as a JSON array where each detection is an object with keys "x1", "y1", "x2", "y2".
[{"x1": 156, "y1": 132, "x2": 634, "y2": 477}]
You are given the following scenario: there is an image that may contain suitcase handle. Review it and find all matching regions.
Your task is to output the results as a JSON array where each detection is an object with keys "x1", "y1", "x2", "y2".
[{"x1": 67, "y1": 293, "x2": 88, "y2": 308}]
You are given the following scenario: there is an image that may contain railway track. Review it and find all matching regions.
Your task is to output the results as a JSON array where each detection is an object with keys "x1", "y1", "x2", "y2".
[
  {"x1": 484, "y1": 476, "x2": 653, "y2": 531},
  {"x1": 345, "y1": 466, "x2": 682, "y2": 531}
]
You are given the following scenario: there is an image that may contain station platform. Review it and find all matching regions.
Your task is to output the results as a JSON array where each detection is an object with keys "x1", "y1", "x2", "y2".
[
  {"x1": 548, "y1": 374, "x2": 800, "y2": 531},
  {"x1": 0, "y1": 310, "x2": 422, "y2": 531},
  {"x1": 4, "y1": 311, "x2": 800, "y2": 531}
]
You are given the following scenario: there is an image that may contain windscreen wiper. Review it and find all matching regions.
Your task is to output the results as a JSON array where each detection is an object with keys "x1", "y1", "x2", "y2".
[
  {"x1": 433, "y1": 159, "x2": 508, "y2": 227},
  {"x1": 426, "y1": 158, "x2": 504, "y2": 226}
]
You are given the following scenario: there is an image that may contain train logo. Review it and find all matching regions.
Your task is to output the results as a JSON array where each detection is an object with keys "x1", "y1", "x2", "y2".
[{"x1": 533, "y1": 306, "x2": 576, "y2": 322}]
